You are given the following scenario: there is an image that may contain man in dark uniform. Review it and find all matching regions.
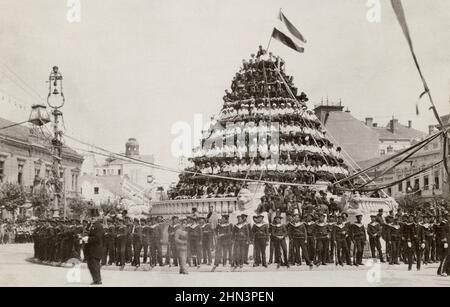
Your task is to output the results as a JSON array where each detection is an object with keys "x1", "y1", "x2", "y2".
[
  {"x1": 386, "y1": 217, "x2": 402, "y2": 265},
  {"x1": 200, "y1": 217, "x2": 212, "y2": 265},
  {"x1": 166, "y1": 216, "x2": 180, "y2": 266},
  {"x1": 287, "y1": 213, "x2": 312, "y2": 267},
  {"x1": 115, "y1": 218, "x2": 127, "y2": 270},
  {"x1": 437, "y1": 214, "x2": 450, "y2": 276},
  {"x1": 102, "y1": 220, "x2": 116, "y2": 266},
  {"x1": 313, "y1": 213, "x2": 329, "y2": 266},
  {"x1": 341, "y1": 212, "x2": 353, "y2": 264},
  {"x1": 141, "y1": 218, "x2": 150, "y2": 264},
  {"x1": 351, "y1": 213, "x2": 366, "y2": 266},
  {"x1": 305, "y1": 214, "x2": 316, "y2": 265},
  {"x1": 83, "y1": 217, "x2": 104, "y2": 285},
  {"x1": 131, "y1": 218, "x2": 143, "y2": 268},
  {"x1": 252, "y1": 214, "x2": 269, "y2": 267},
  {"x1": 175, "y1": 218, "x2": 189, "y2": 275},
  {"x1": 233, "y1": 215, "x2": 250, "y2": 269},
  {"x1": 125, "y1": 217, "x2": 133, "y2": 264},
  {"x1": 149, "y1": 216, "x2": 163, "y2": 267},
  {"x1": 404, "y1": 214, "x2": 425, "y2": 271},
  {"x1": 187, "y1": 216, "x2": 202, "y2": 267},
  {"x1": 212, "y1": 215, "x2": 233, "y2": 271},
  {"x1": 332, "y1": 215, "x2": 351, "y2": 266},
  {"x1": 242, "y1": 214, "x2": 252, "y2": 265},
  {"x1": 367, "y1": 215, "x2": 384, "y2": 262},
  {"x1": 271, "y1": 215, "x2": 289, "y2": 268},
  {"x1": 422, "y1": 215, "x2": 435, "y2": 265}
]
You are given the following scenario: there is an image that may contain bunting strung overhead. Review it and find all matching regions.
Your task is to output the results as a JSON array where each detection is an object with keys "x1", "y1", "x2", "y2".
[{"x1": 390, "y1": 0, "x2": 443, "y2": 127}]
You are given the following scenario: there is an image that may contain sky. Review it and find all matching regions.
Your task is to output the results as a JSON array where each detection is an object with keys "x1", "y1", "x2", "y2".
[{"x1": 0, "y1": 0, "x2": 449, "y2": 185}]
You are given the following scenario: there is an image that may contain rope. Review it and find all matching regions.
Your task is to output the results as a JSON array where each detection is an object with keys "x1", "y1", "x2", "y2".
[{"x1": 338, "y1": 160, "x2": 443, "y2": 193}]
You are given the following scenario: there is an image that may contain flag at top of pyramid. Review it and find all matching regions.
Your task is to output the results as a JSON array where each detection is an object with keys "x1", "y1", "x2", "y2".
[{"x1": 272, "y1": 10, "x2": 307, "y2": 53}]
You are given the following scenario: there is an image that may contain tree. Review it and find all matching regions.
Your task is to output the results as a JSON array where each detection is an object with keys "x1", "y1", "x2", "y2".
[
  {"x1": 68, "y1": 197, "x2": 90, "y2": 219},
  {"x1": 30, "y1": 187, "x2": 52, "y2": 218},
  {"x1": 99, "y1": 197, "x2": 126, "y2": 216},
  {"x1": 0, "y1": 183, "x2": 26, "y2": 221}
]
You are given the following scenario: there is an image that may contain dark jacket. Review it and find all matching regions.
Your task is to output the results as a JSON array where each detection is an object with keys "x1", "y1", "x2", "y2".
[{"x1": 85, "y1": 221, "x2": 104, "y2": 259}]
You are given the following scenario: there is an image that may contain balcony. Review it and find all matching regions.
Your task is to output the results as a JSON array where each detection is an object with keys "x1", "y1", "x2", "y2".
[{"x1": 150, "y1": 197, "x2": 238, "y2": 217}]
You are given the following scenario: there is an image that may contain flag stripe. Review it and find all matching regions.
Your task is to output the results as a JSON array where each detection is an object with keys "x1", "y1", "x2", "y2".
[
  {"x1": 279, "y1": 11, "x2": 307, "y2": 43},
  {"x1": 271, "y1": 28, "x2": 304, "y2": 53}
]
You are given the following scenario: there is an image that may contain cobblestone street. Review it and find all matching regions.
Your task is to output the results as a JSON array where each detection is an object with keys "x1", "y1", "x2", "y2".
[{"x1": 0, "y1": 244, "x2": 448, "y2": 287}]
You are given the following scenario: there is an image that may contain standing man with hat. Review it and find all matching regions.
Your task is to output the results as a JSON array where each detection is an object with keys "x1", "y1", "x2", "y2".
[
  {"x1": 351, "y1": 213, "x2": 367, "y2": 266},
  {"x1": 313, "y1": 213, "x2": 329, "y2": 266},
  {"x1": 175, "y1": 218, "x2": 189, "y2": 275},
  {"x1": 131, "y1": 218, "x2": 143, "y2": 268},
  {"x1": 252, "y1": 214, "x2": 269, "y2": 267},
  {"x1": 233, "y1": 215, "x2": 250, "y2": 269},
  {"x1": 287, "y1": 213, "x2": 312, "y2": 267},
  {"x1": 332, "y1": 215, "x2": 351, "y2": 266},
  {"x1": 187, "y1": 216, "x2": 202, "y2": 267},
  {"x1": 82, "y1": 217, "x2": 105, "y2": 285},
  {"x1": 212, "y1": 215, "x2": 233, "y2": 271},
  {"x1": 166, "y1": 216, "x2": 180, "y2": 266},
  {"x1": 271, "y1": 215, "x2": 289, "y2": 269},
  {"x1": 368, "y1": 215, "x2": 384, "y2": 262},
  {"x1": 199, "y1": 217, "x2": 212, "y2": 265}
]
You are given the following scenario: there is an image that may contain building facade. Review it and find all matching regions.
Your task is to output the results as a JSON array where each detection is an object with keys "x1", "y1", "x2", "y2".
[
  {"x1": 0, "y1": 117, "x2": 84, "y2": 217},
  {"x1": 80, "y1": 138, "x2": 154, "y2": 207}
]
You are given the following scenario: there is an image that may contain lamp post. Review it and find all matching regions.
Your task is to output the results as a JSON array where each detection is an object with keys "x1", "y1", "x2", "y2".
[
  {"x1": 29, "y1": 66, "x2": 66, "y2": 218},
  {"x1": 46, "y1": 66, "x2": 65, "y2": 218}
]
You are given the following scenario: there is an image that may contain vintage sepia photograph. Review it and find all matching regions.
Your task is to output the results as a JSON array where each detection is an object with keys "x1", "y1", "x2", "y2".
[{"x1": 0, "y1": 0, "x2": 449, "y2": 292}]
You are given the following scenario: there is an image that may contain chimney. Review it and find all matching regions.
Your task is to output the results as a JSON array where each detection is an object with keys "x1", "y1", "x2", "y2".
[
  {"x1": 390, "y1": 119, "x2": 399, "y2": 133},
  {"x1": 428, "y1": 125, "x2": 435, "y2": 135},
  {"x1": 365, "y1": 117, "x2": 373, "y2": 127},
  {"x1": 408, "y1": 120, "x2": 412, "y2": 128}
]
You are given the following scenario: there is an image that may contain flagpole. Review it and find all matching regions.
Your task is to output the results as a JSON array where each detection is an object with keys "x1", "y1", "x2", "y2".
[{"x1": 266, "y1": 8, "x2": 282, "y2": 54}]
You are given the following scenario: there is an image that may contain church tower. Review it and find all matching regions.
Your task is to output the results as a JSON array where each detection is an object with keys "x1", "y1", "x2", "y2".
[{"x1": 125, "y1": 138, "x2": 140, "y2": 157}]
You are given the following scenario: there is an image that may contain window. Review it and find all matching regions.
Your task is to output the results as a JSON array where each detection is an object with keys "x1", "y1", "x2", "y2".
[
  {"x1": 0, "y1": 160, "x2": 4, "y2": 183},
  {"x1": 17, "y1": 164, "x2": 24, "y2": 185},
  {"x1": 387, "y1": 188, "x2": 392, "y2": 196},
  {"x1": 94, "y1": 187, "x2": 99, "y2": 194},
  {"x1": 414, "y1": 178, "x2": 419, "y2": 189},
  {"x1": 435, "y1": 172, "x2": 440, "y2": 189},
  {"x1": 424, "y1": 176, "x2": 429, "y2": 190},
  {"x1": 398, "y1": 182, "x2": 403, "y2": 192},
  {"x1": 103, "y1": 169, "x2": 106, "y2": 175},
  {"x1": 380, "y1": 149, "x2": 386, "y2": 155},
  {"x1": 118, "y1": 169, "x2": 121, "y2": 176},
  {"x1": 387, "y1": 146, "x2": 393, "y2": 154}
]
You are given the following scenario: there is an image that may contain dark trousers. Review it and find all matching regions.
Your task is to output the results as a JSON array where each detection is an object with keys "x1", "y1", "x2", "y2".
[
  {"x1": 272, "y1": 237, "x2": 288, "y2": 265},
  {"x1": 142, "y1": 242, "x2": 149, "y2": 263},
  {"x1": 233, "y1": 240, "x2": 247, "y2": 266},
  {"x1": 269, "y1": 239, "x2": 275, "y2": 263},
  {"x1": 336, "y1": 240, "x2": 350, "y2": 265},
  {"x1": 307, "y1": 237, "x2": 315, "y2": 263},
  {"x1": 102, "y1": 239, "x2": 115, "y2": 265},
  {"x1": 125, "y1": 239, "x2": 132, "y2": 263},
  {"x1": 407, "y1": 242, "x2": 422, "y2": 270},
  {"x1": 214, "y1": 239, "x2": 231, "y2": 266},
  {"x1": 369, "y1": 236, "x2": 384, "y2": 261},
  {"x1": 116, "y1": 237, "x2": 126, "y2": 266},
  {"x1": 132, "y1": 241, "x2": 142, "y2": 266},
  {"x1": 188, "y1": 237, "x2": 202, "y2": 266},
  {"x1": 291, "y1": 238, "x2": 311, "y2": 265},
  {"x1": 390, "y1": 240, "x2": 400, "y2": 264},
  {"x1": 202, "y1": 237, "x2": 212, "y2": 264},
  {"x1": 150, "y1": 240, "x2": 163, "y2": 266},
  {"x1": 166, "y1": 240, "x2": 178, "y2": 265},
  {"x1": 424, "y1": 237, "x2": 433, "y2": 263},
  {"x1": 87, "y1": 257, "x2": 102, "y2": 283},
  {"x1": 253, "y1": 238, "x2": 267, "y2": 265},
  {"x1": 315, "y1": 238, "x2": 329, "y2": 264},
  {"x1": 353, "y1": 239, "x2": 365, "y2": 265}
]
